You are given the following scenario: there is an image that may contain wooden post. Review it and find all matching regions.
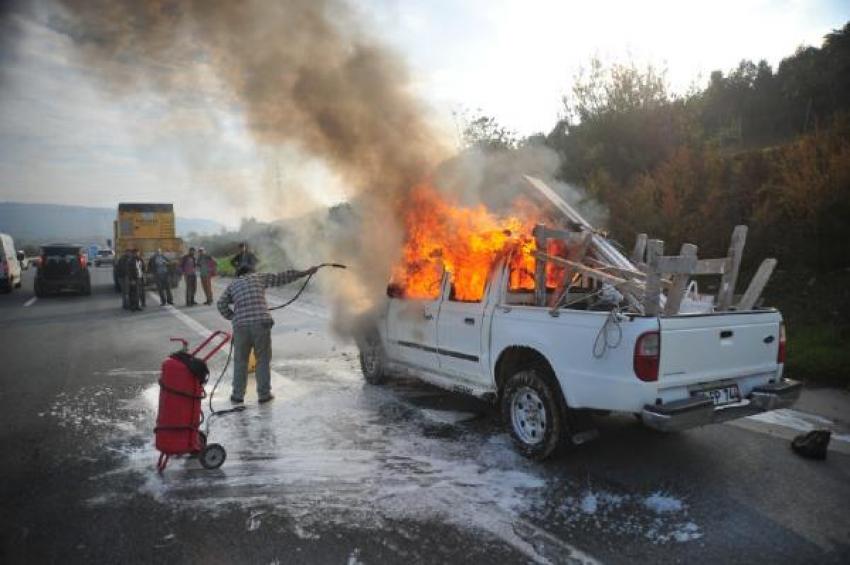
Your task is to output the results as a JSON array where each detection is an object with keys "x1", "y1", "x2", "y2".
[
  {"x1": 737, "y1": 258, "x2": 777, "y2": 310},
  {"x1": 548, "y1": 231, "x2": 592, "y2": 314},
  {"x1": 718, "y1": 225, "x2": 747, "y2": 311},
  {"x1": 663, "y1": 243, "x2": 698, "y2": 316},
  {"x1": 643, "y1": 239, "x2": 664, "y2": 316},
  {"x1": 533, "y1": 223, "x2": 547, "y2": 306},
  {"x1": 631, "y1": 233, "x2": 647, "y2": 264}
]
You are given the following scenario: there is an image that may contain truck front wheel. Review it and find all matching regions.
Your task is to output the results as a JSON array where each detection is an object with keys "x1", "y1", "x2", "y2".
[
  {"x1": 358, "y1": 330, "x2": 388, "y2": 385},
  {"x1": 501, "y1": 367, "x2": 566, "y2": 461}
]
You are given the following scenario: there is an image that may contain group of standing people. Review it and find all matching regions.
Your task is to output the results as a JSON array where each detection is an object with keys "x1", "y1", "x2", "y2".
[
  {"x1": 117, "y1": 246, "x2": 231, "y2": 311},
  {"x1": 177, "y1": 247, "x2": 218, "y2": 306}
]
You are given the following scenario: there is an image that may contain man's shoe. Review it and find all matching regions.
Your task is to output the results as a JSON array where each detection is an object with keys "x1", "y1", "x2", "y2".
[
  {"x1": 258, "y1": 394, "x2": 275, "y2": 404},
  {"x1": 230, "y1": 396, "x2": 244, "y2": 404}
]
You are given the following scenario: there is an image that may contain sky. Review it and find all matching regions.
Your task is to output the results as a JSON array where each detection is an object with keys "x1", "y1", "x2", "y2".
[{"x1": 0, "y1": 0, "x2": 847, "y2": 227}]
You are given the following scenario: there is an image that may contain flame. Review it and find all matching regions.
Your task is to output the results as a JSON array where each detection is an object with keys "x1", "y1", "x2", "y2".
[{"x1": 391, "y1": 184, "x2": 565, "y2": 302}]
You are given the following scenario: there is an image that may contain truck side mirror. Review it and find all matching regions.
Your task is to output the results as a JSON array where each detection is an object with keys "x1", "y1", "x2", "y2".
[{"x1": 386, "y1": 283, "x2": 404, "y2": 299}]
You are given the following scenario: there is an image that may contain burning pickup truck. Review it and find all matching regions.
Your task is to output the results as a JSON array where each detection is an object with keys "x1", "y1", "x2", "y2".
[{"x1": 357, "y1": 176, "x2": 800, "y2": 460}]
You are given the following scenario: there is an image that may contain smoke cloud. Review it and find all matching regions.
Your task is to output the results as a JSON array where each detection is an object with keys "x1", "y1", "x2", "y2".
[
  {"x1": 32, "y1": 0, "x2": 600, "y2": 336},
  {"x1": 45, "y1": 0, "x2": 452, "y2": 331}
]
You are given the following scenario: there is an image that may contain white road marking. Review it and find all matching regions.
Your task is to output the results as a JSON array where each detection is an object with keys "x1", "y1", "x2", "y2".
[
  {"x1": 23, "y1": 297, "x2": 37, "y2": 307},
  {"x1": 150, "y1": 292, "x2": 218, "y2": 341}
]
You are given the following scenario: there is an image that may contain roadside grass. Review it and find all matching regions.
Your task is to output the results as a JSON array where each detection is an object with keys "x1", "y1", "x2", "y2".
[
  {"x1": 215, "y1": 257, "x2": 235, "y2": 277},
  {"x1": 763, "y1": 268, "x2": 850, "y2": 388},
  {"x1": 785, "y1": 324, "x2": 850, "y2": 388}
]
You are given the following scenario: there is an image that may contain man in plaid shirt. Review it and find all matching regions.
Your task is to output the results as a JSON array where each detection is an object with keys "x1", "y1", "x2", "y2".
[{"x1": 217, "y1": 265, "x2": 318, "y2": 403}]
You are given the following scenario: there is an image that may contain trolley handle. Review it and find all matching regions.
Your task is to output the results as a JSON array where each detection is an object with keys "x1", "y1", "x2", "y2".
[
  {"x1": 191, "y1": 330, "x2": 232, "y2": 362},
  {"x1": 170, "y1": 338, "x2": 189, "y2": 352}
]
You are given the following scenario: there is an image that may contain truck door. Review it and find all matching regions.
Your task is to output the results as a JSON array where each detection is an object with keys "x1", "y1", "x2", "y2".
[
  {"x1": 436, "y1": 273, "x2": 487, "y2": 385},
  {"x1": 386, "y1": 276, "x2": 443, "y2": 372}
]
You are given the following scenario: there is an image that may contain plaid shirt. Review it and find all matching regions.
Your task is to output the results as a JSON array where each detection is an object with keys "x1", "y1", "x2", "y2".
[{"x1": 217, "y1": 270, "x2": 311, "y2": 327}]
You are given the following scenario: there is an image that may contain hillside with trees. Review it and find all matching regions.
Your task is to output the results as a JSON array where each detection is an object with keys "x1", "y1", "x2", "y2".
[{"x1": 466, "y1": 22, "x2": 850, "y2": 384}]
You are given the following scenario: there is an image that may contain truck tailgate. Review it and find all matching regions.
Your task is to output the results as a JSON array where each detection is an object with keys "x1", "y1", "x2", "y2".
[{"x1": 658, "y1": 311, "x2": 782, "y2": 385}]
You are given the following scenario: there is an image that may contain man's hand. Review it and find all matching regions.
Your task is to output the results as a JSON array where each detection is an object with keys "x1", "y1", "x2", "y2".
[{"x1": 306, "y1": 266, "x2": 319, "y2": 276}]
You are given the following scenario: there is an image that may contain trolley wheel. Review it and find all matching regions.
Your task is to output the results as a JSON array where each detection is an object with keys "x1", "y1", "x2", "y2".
[
  {"x1": 199, "y1": 443, "x2": 226, "y2": 469},
  {"x1": 198, "y1": 430, "x2": 207, "y2": 449}
]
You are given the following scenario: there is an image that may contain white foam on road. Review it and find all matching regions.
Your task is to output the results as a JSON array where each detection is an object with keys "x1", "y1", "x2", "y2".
[
  {"x1": 54, "y1": 291, "x2": 711, "y2": 561},
  {"x1": 23, "y1": 297, "x2": 37, "y2": 307},
  {"x1": 746, "y1": 408, "x2": 850, "y2": 443},
  {"x1": 555, "y1": 488, "x2": 702, "y2": 545},
  {"x1": 92, "y1": 298, "x2": 603, "y2": 563}
]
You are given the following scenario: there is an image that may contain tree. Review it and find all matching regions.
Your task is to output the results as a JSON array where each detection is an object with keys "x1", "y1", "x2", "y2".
[{"x1": 457, "y1": 111, "x2": 518, "y2": 152}]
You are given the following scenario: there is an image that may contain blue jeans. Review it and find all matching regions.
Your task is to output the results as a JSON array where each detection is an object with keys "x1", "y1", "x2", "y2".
[{"x1": 231, "y1": 323, "x2": 272, "y2": 400}]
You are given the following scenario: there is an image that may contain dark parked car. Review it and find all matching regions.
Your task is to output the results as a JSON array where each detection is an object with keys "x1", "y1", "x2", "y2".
[{"x1": 34, "y1": 244, "x2": 92, "y2": 296}]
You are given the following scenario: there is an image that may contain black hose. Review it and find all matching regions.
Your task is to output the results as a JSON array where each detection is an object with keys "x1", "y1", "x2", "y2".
[
  {"x1": 207, "y1": 339, "x2": 244, "y2": 418},
  {"x1": 267, "y1": 263, "x2": 346, "y2": 312}
]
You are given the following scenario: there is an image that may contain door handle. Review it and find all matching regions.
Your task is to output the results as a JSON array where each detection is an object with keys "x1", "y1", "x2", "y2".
[
  {"x1": 423, "y1": 312, "x2": 434, "y2": 320},
  {"x1": 464, "y1": 317, "x2": 475, "y2": 325},
  {"x1": 720, "y1": 330, "x2": 733, "y2": 339}
]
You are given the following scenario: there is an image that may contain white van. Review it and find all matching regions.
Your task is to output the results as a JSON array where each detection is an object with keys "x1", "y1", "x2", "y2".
[{"x1": 0, "y1": 233, "x2": 23, "y2": 293}]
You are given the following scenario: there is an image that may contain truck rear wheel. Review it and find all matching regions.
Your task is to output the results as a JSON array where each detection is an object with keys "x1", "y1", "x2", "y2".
[
  {"x1": 358, "y1": 330, "x2": 388, "y2": 385},
  {"x1": 501, "y1": 366, "x2": 566, "y2": 461}
]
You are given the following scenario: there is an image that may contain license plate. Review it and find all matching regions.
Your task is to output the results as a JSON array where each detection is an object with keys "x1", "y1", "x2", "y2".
[{"x1": 695, "y1": 384, "x2": 741, "y2": 406}]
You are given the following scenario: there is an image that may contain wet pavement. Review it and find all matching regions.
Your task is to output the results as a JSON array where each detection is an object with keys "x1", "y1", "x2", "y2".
[{"x1": 2, "y1": 268, "x2": 849, "y2": 564}]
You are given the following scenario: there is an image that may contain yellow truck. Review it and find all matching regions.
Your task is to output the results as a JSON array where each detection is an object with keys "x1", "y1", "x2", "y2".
[{"x1": 113, "y1": 203, "x2": 184, "y2": 290}]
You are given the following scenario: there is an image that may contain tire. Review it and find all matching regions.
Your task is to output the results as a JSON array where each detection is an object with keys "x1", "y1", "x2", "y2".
[
  {"x1": 81, "y1": 277, "x2": 91, "y2": 296},
  {"x1": 501, "y1": 365, "x2": 567, "y2": 461},
  {"x1": 1, "y1": 282, "x2": 11, "y2": 294},
  {"x1": 358, "y1": 330, "x2": 388, "y2": 385},
  {"x1": 199, "y1": 443, "x2": 226, "y2": 469}
]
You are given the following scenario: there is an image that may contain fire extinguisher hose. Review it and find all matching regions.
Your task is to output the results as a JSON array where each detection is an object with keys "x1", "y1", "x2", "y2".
[{"x1": 267, "y1": 263, "x2": 346, "y2": 311}]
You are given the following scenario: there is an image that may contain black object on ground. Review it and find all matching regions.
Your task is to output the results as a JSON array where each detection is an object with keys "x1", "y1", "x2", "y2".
[{"x1": 791, "y1": 429, "x2": 831, "y2": 460}]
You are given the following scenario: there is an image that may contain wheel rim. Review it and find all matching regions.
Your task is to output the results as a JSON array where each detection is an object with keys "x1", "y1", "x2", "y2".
[
  {"x1": 202, "y1": 445, "x2": 225, "y2": 468},
  {"x1": 510, "y1": 386, "x2": 547, "y2": 445}
]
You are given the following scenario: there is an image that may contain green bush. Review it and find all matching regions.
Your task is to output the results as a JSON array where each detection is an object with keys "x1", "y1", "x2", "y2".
[
  {"x1": 785, "y1": 324, "x2": 850, "y2": 388},
  {"x1": 215, "y1": 257, "x2": 235, "y2": 277}
]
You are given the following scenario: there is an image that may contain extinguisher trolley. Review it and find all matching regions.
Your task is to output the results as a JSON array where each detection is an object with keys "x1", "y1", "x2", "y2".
[{"x1": 154, "y1": 331, "x2": 231, "y2": 473}]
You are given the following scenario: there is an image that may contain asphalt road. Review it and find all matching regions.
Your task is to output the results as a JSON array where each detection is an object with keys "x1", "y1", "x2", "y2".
[{"x1": 1, "y1": 266, "x2": 848, "y2": 564}]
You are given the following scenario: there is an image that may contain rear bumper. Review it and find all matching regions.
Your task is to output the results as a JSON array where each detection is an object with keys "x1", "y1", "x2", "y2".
[{"x1": 641, "y1": 379, "x2": 802, "y2": 432}]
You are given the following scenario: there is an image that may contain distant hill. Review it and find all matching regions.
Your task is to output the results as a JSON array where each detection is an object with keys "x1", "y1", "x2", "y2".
[{"x1": 0, "y1": 202, "x2": 223, "y2": 245}]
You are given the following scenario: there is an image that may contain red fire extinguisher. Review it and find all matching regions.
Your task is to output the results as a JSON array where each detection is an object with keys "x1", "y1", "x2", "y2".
[{"x1": 154, "y1": 331, "x2": 231, "y2": 473}]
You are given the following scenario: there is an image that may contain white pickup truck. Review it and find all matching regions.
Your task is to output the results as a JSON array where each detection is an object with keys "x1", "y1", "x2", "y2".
[{"x1": 357, "y1": 183, "x2": 800, "y2": 460}]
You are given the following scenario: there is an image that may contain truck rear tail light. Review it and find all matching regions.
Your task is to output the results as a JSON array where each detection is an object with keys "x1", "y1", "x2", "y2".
[
  {"x1": 634, "y1": 331, "x2": 660, "y2": 382},
  {"x1": 777, "y1": 322, "x2": 786, "y2": 364},
  {"x1": 79, "y1": 253, "x2": 87, "y2": 269}
]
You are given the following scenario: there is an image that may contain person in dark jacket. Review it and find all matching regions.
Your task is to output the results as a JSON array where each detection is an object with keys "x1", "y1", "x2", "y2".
[
  {"x1": 230, "y1": 243, "x2": 258, "y2": 274},
  {"x1": 115, "y1": 249, "x2": 132, "y2": 309},
  {"x1": 180, "y1": 248, "x2": 198, "y2": 306},
  {"x1": 127, "y1": 248, "x2": 146, "y2": 311},
  {"x1": 148, "y1": 249, "x2": 174, "y2": 306}
]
